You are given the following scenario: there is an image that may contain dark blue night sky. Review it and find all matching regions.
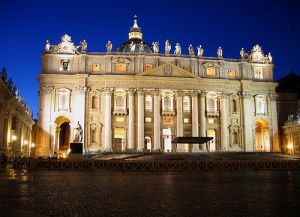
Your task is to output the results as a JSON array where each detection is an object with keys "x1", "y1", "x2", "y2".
[{"x1": 0, "y1": 0, "x2": 299, "y2": 118}]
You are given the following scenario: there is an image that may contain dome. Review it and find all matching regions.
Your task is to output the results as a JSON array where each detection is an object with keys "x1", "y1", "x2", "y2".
[
  {"x1": 116, "y1": 39, "x2": 153, "y2": 54},
  {"x1": 116, "y1": 16, "x2": 153, "y2": 54}
]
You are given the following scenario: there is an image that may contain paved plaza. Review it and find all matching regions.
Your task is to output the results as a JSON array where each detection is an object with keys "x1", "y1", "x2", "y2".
[{"x1": 1, "y1": 168, "x2": 300, "y2": 217}]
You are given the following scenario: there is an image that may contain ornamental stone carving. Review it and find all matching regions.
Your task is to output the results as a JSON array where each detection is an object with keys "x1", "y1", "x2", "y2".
[
  {"x1": 74, "y1": 86, "x2": 87, "y2": 94},
  {"x1": 165, "y1": 40, "x2": 171, "y2": 55},
  {"x1": 197, "y1": 45, "x2": 204, "y2": 57},
  {"x1": 152, "y1": 42, "x2": 159, "y2": 54},
  {"x1": 188, "y1": 44, "x2": 195, "y2": 56},
  {"x1": 217, "y1": 47, "x2": 223, "y2": 58},
  {"x1": 42, "y1": 85, "x2": 54, "y2": 93},
  {"x1": 106, "y1": 41, "x2": 112, "y2": 52},
  {"x1": 174, "y1": 43, "x2": 181, "y2": 55}
]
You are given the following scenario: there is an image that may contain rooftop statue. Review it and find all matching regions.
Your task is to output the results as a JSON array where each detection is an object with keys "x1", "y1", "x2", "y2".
[
  {"x1": 44, "y1": 40, "x2": 51, "y2": 53},
  {"x1": 197, "y1": 45, "x2": 204, "y2": 57},
  {"x1": 174, "y1": 43, "x2": 181, "y2": 55},
  {"x1": 80, "y1": 40, "x2": 88, "y2": 53},
  {"x1": 129, "y1": 41, "x2": 136, "y2": 52},
  {"x1": 217, "y1": 47, "x2": 223, "y2": 58},
  {"x1": 268, "y1": 52, "x2": 272, "y2": 63},
  {"x1": 7, "y1": 78, "x2": 12, "y2": 90},
  {"x1": 139, "y1": 41, "x2": 144, "y2": 53},
  {"x1": 106, "y1": 41, "x2": 112, "y2": 52},
  {"x1": 1, "y1": 67, "x2": 7, "y2": 82},
  {"x1": 165, "y1": 40, "x2": 171, "y2": 55},
  {"x1": 188, "y1": 44, "x2": 195, "y2": 56},
  {"x1": 240, "y1": 48, "x2": 245, "y2": 59},
  {"x1": 152, "y1": 41, "x2": 159, "y2": 54}
]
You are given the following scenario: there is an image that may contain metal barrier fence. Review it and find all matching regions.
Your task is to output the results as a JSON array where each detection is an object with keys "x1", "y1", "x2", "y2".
[{"x1": 1, "y1": 158, "x2": 300, "y2": 171}]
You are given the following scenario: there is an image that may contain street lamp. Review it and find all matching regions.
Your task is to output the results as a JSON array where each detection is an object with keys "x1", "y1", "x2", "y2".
[
  {"x1": 287, "y1": 143, "x2": 293, "y2": 154},
  {"x1": 11, "y1": 135, "x2": 17, "y2": 142}
]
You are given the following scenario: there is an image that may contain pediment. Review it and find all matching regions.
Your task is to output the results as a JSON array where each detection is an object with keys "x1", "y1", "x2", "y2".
[{"x1": 137, "y1": 63, "x2": 199, "y2": 79}]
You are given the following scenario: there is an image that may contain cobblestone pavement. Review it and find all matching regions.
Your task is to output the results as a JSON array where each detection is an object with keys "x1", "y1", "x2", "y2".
[{"x1": 1, "y1": 169, "x2": 300, "y2": 217}]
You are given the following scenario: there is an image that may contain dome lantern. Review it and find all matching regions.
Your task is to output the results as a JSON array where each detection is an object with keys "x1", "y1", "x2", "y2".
[{"x1": 129, "y1": 15, "x2": 143, "y2": 40}]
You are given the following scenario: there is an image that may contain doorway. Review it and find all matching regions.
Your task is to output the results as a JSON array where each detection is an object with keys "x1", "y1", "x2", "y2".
[
  {"x1": 162, "y1": 128, "x2": 172, "y2": 152},
  {"x1": 207, "y1": 129, "x2": 216, "y2": 152},
  {"x1": 114, "y1": 128, "x2": 125, "y2": 151},
  {"x1": 255, "y1": 119, "x2": 270, "y2": 152}
]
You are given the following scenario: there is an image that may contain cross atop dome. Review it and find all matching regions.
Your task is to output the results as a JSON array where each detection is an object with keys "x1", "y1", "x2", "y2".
[{"x1": 129, "y1": 15, "x2": 143, "y2": 40}]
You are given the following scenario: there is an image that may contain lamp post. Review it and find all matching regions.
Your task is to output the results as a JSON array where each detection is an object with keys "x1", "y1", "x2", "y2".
[
  {"x1": 30, "y1": 143, "x2": 36, "y2": 158},
  {"x1": 287, "y1": 143, "x2": 293, "y2": 155}
]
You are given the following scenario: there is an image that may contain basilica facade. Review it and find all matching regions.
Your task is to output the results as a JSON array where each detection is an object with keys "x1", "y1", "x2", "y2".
[{"x1": 37, "y1": 17, "x2": 279, "y2": 156}]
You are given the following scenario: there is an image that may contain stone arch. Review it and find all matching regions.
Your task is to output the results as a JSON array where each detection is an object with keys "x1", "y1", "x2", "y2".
[
  {"x1": 255, "y1": 119, "x2": 270, "y2": 152},
  {"x1": 54, "y1": 116, "x2": 71, "y2": 151}
]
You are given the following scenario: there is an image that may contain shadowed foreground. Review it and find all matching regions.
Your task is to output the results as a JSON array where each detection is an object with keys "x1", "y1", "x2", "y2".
[{"x1": 0, "y1": 169, "x2": 300, "y2": 217}]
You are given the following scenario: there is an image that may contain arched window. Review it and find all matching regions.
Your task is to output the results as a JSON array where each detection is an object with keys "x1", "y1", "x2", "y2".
[
  {"x1": 207, "y1": 97, "x2": 216, "y2": 112},
  {"x1": 183, "y1": 96, "x2": 190, "y2": 112},
  {"x1": 163, "y1": 96, "x2": 172, "y2": 112},
  {"x1": 92, "y1": 96, "x2": 99, "y2": 109},
  {"x1": 145, "y1": 95, "x2": 152, "y2": 112},
  {"x1": 115, "y1": 95, "x2": 125, "y2": 111},
  {"x1": 57, "y1": 88, "x2": 71, "y2": 112},
  {"x1": 256, "y1": 96, "x2": 266, "y2": 115}
]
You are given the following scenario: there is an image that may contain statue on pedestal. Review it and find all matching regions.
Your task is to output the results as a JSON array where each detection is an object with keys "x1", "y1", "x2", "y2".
[
  {"x1": 152, "y1": 42, "x2": 159, "y2": 54},
  {"x1": 174, "y1": 43, "x2": 181, "y2": 55},
  {"x1": 217, "y1": 47, "x2": 223, "y2": 58},
  {"x1": 106, "y1": 41, "x2": 112, "y2": 52},
  {"x1": 268, "y1": 52, "x2": 272, "y2": 63},
  {"x1": 80, "y1": 40, "x2": 88, "y2": 53},
  {"x1": 188, "y1": 44, "x2": 195, "y2": 56},
  {"x1": 197, "y1": 45, "x2": 204, "y2": 57},
  {"x1": 165, "y1": 40, "x2": 171, "y2": 55},
  {"x1": 74, "y1": 121, "x2": 83, "y2": 142}
]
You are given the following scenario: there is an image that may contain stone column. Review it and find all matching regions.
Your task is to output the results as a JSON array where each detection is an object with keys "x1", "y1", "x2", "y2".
[
  {"x1": 199, "y1": 91, "x2": 206, "y2": 150},
  {"x1": 103, "y1": 88, "x2": 113, "y2": 151},
  {"x1": 127, "y1": 89, "x2": 136, "y2": 151},
  {"x1": 153, "y1": 90, "x2": 161, "y2": 151},
  {"x1": 74, "y1": 86, "x2": 87, "y2": 153},
  {"x1": 220, "y1": 93, "x2": 229, "y2": 151},
  {"x1": 0, "y1": 107, "x2": 5, "y2": 153},
  {"x1": 192, "y1": 90, "x2": 200, "y2": 152},
  {"x1": 241, "y1": 92, "x2": 254, "y2": 151},
  {"x1": 270, "y1": 93, "x2": 280, "y2": 151},
  {"x1": 38, "y1": 85, "x2": 54, "y2": 157},
  {"x1": 137, "y1": 89, "x2": 145, "y2": 151},
  {"x1": 176, "y1": 91, "x2": 184, "y2": 152}
]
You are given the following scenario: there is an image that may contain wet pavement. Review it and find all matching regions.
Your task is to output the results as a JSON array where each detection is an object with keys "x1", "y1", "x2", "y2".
[{"x1": 1, "y1": 169, "x2": 300, "y2": 217}]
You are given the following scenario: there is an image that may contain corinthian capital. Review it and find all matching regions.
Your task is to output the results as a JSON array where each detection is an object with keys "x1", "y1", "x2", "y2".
[
  {"x1": 127, "y1": 88, "x2": 136, "y2": 96},
  {"x1": 74, "y1": 86, "x2": 87, "y2": 94},
  {"x1": 137, "y1": 88, "x2": 145, "y2": 95},
  {"x1": 191, "y1": 90, "x2": 200, "y2": 97},
  {"x1": 42, "y1": 85, "x2": 54, "y2": 93},
  {"x1": 102, "y1": 88, "x2": 113, "y2": 95}
]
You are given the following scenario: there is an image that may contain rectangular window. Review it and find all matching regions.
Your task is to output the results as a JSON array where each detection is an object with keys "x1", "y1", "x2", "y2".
[
  {"x1": 183, "y1": 118, "x2": 189, "y2": 123},
  {"x1": 115, "y1": 64, "x2": 126, "y2": 72},
  {"x1": 92, "y1": 64, "x2": 100, "y2": 72},
  {"x1": 145, "y1": 95, "x2": 152, "y2": 112},
  {"x1": 206, "y1": 68, "x2": 216, "y2": 76},
  {"x1": 145, "y1": 117, "x2": 152, "y2": 123},
  {"x1": 208, "y1": 118, "x2": 214, "y2": 124},
  {"x1": 116, "y1": 117, "x2": 125, "y2": 122},
  {"x1": 59, "y1": 59, "x2": 70, "y2": 71},
  {"x1": 229, "y1": 69, "x2": 236, "y2": 78},
  {"x1": 254, "y1": 67, "x2": 263, "y2": 79},
  {"x1": 183, "y1": 96, "x2": 190, "y2": 113},
  {"x1": 145, "y1": 64, "x2": 153, "y2": 71}
]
